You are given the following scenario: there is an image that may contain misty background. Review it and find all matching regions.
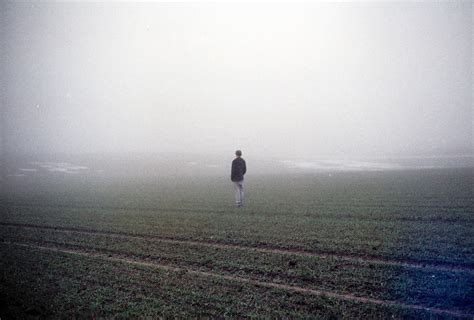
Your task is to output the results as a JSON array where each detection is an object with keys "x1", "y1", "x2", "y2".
[{"x1": 1, "y1": 2, "x2": 473, "y2": 177}]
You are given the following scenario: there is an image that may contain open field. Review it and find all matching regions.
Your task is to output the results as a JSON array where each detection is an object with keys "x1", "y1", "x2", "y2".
[{"x1": 1, "y1": 166, "x2": 473, "y2": 318}]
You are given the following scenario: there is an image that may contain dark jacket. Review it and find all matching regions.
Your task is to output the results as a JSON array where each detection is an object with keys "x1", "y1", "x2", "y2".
[{"x1": 231, "y1": 157, "x2": 246, "y2": 181}]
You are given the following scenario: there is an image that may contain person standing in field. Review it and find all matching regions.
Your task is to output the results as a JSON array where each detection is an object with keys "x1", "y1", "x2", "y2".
[{"x1": 231, "y1": 150, "x2": 246, "y2": 207}]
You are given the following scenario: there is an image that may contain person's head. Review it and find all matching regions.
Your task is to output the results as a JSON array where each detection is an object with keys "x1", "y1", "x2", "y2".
[{"x1": 235, "y1": 150, "x2": 242, "y2": 157}]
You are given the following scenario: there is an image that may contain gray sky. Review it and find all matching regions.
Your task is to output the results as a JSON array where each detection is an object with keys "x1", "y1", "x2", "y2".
[{"x1": 2, "y1": 2, "x2": 472, "y2": 158}]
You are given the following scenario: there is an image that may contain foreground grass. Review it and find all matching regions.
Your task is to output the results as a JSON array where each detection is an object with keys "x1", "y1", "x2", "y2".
[
  {"x1": 1, "y1": 168, "x2": 473, "y2": 318},
  {"x1": 0, "y1": 243, "x2": 463, "y2": 319},
  {"x1": 2, "y1": 225, "x2": 473, "y2": 314}
]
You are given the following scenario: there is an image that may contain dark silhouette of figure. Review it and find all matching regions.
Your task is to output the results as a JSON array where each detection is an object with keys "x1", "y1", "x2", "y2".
[{"x1": 231, "y1": 150, "x2": 246, "y2": 207}]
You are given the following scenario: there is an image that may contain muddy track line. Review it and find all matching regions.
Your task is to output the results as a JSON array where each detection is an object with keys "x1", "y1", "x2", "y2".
[
  {"x1": 2, "y1": 241, "x2": 473, "y2": 319},
  {"x1": 1, "y1": 222, "x2": 473, "y2": 274}
]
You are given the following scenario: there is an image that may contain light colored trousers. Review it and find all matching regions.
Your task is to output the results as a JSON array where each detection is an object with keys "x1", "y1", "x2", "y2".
[{"x1": 233, "y1": 180, "x2": 244, "y2": 206}]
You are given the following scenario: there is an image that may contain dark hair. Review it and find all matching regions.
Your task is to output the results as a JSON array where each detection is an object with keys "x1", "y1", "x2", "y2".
[{"x1": 235, "y1": 150, "x2": 242, "y2": 156}]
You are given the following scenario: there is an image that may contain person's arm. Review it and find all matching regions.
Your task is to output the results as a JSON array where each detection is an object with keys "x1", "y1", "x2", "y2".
[
  {"x1": 242, "y1": 160, "x2": 246, "y2": 175},
  {"x1": 231, "y1": 160, "x2": 236, "y2": 180}
]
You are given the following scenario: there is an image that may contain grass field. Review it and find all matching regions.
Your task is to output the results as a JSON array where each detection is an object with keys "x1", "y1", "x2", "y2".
[{"x1": 1, "y1": 166, "x2": 473, "y2": 318}]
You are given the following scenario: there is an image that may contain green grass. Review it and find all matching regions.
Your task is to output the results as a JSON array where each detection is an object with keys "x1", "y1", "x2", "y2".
[
  {"x1": 1, "y1": 168, "x2": 473, "y2": 318},
  {"x1": 0, "y1": 243, "x2": 463, "y2": 319},
  {"x1": 2, "y1": 225, "x2": 473, "y2": 313}
]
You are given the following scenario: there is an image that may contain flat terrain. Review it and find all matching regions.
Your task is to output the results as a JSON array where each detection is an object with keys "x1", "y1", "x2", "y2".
[{"x1": 1, "y1": 168, "x2": 473, "y2": 318}]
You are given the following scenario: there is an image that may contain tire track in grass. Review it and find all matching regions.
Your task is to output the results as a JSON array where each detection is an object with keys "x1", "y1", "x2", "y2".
[
  {"x1": 1, "y1": 222, "x2": 473, "y2": 274},
  {"x1": 2, "y1": 241, "x2": 473, "y2": 319}
]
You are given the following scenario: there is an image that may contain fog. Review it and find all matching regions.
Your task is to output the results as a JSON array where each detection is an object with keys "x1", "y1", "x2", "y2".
[{"x1": 1, "y1": 2, "x2": 472, "y2": 159}]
